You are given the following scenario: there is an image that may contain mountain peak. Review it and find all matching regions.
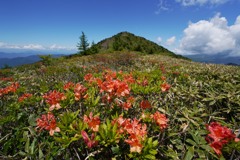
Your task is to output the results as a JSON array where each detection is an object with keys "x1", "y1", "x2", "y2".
[{"x1": 86, "y1": 31, "x2": 188, "y2": 59}]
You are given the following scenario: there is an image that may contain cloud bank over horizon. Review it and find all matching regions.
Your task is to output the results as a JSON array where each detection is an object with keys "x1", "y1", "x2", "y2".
[
  {"x1": 175, "y1": 0, "x2": 230, "y2": 6},
  {"x1": 176, "y1": 13, "x2": 240, "y2": 56},
  {"x1": 0, "y1": 42, "x2": 77, "y2": 53}
]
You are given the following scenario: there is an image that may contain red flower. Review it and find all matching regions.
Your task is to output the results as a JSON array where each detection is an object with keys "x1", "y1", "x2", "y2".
[
  {"x1": 43, "y1": 90, "x2": 66, "y2": 111},
  {"x1": 0, "y1": 82, "x2": 19, "y2": 97},
  {"x1": 99, "y1": 79, "x2": 130, "y2": 98},
  {"x1": 118, "y1": 96, "x2": 135, "y2": 110},
  {"x1": 116, "y1": 81, "x2": 130, "y2": 97},
  {"x1": 161, "y1": 83, "x2": 171, "y2": 92},
  {"x1": 74, "y1": 83, "x2": 87, "y2": 101},
  {"x1": 81, "y1": 131, "x2": 98, "y2": 148},
  {"x1": 123, "y1": 74, "x2": 135, "y2": 84},
  {"x1": 140, "y1": 100, "x2": 151, "y2": 109},
  {"x1": 124, "y1": 118, "x2": 147, "y2": 153},
  {"x1": 161, "y1": 76, "x2": 166, "y2": 81},
  {"x1": 36, "y1": 112, "x2": 60, "y2": 136},
  {"x1": 83, "y1": 112, "x2": 100, "y2": 132},
  {"x1": 0, "y1": 77, "x2": 13, "y2": 81},
  {"x1": 125, "y1": 137, "x2": 143, "y2": 153},
  {"x1": 141, "y1": 79, "x2": 149, "y2": 86},
  {"x1": 84, "y1": 73, "x2": 94, "y2": 82},
  {"x1": 151, "y1": 111, "x2": 168, "y2": 130},
  {"x1": 18, "y1": 93, "x2": 32, "y2": 102},
  {"x1": 206, "y1": 122, "x2": 237, "y2": 155},
  {"x1": 63, "y1": 82, "x2": 74, "y2": 90}
]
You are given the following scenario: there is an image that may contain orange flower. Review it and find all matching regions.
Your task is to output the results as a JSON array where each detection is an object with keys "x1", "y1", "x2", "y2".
[
  {"x1": 0, "y1": 82, "x2": 19, "y2": 97},
  {"x1": 206, "y1": 122, "x2": 237, "y2": 155},
  {"x1": 140, "y1": 100, "x2": 151, "y2": 109},
  {"x1": 0, "y1": 77, "x2": 13, "y2": 81},
  {"x1": 123, "y1": 74, "x2": 135, "y2": 84},
  {"x1": 161, "y1": 83, "x2": 171, "y2": 92},
  {"x1": 63, "y1": 82, "x2": 74, "y2": 90},
  {"x1": 84, "y1": 73, "x2": 93, "y2": 82},
  {"x1": 83, "y1": 112, "x2": 100, "y2": 132},
  {"x1": 36, "y1": 112, "x2": 60, "y2": 136},
  {"x1": 125, "y1": 137, "x2": 143, "y2": 153},
  {"x1": 124, "y1": 118, "x2": 147, "y2": 153},
  {"x1": 43, "y1": 90, "x2": 66, "y2": 111},
  {"x1": 151, "y1": 111, "x2": 168, "y2": 130},
  {"x1": 161, "y1": 76, "x2": 166, "y2": 81},
  {"x1": 99, "y1": 79, "x2": 130, "y2": 98},
  {"x1": 112, "y1": 115, "x2": 130, "y2": 134},
  {"x1": 116, "y1": 81, "x2": 130, "y2": 97},
  {"x1": 18, "y1": 93, "x2": 32, "y2": 102},
  {"x1": 119, "y1": 96, "x2": 134, "y2": 110},
  {"x1": 74, "y1": 83, "x2": 87, "y2": 101}
]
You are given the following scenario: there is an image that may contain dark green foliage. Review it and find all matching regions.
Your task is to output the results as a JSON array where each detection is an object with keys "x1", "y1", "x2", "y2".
[
  {"x1": 77, "y1": 31, "x2": 90, "y2": 55},
  {"x1": 89, "y1": 31, "x2": 189, "y2": 60},
  {"x1": 39, "y1": 54, "x2": 54, "y2": 66}
]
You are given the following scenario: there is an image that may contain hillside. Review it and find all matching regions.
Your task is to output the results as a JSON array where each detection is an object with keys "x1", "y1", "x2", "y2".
[
  {"x1": 0, "y1": 52, "x2": 239, "y2": 159},
  {"x1": 86, "y1": 32, "x2": 189, "y2": 60}
]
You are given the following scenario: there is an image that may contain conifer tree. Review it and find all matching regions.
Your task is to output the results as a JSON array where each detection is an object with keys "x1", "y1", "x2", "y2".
[{"x1": 77, "y1": 32, "x2": 89, "y2": 55}]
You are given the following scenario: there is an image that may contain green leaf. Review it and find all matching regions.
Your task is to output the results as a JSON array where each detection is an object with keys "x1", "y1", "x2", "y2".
[
  {"x1": 111, "y1": 146, "x2": 120, "y2": 154},
  {"x1": 209, "y1": 100, "x2": 216, "y2": 106},
  {"x1": 152, "y1": 140, "x2": 158, "y2": 147},
  {"x1": 28, "y1": 114, "x2": 37, "y2": 126},
  {"x1": 184, "y1": 146, "x2": 194, "y2": 160},
  {"x1": 144, "y1": 154, "x2": 156, "y2": 160},
  {"x1": 30, "y1": 138, "x2": 37, "y2": 155},
  {"x1": 186, "y1": 139, "x2": 196, "y2": 146},
  {"x1": 39, "y1": 147, "x2": 44, "y2": 160},
  {"x1": 19, "y1": 151, "x2": 27, "y2": 156},
  {"x1": 149, "y1": 149, "x2": 157, "y2": 155},
  {"x1": 25, "y1": 137, "x2": 30, "y2": 153}
]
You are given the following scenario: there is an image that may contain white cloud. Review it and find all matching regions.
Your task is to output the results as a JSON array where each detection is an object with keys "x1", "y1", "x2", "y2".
[
  {"x1": 0, "y1": 42, "x2": 21, "y2": 49},
  {"x1": 23, "y1": 44, "x2": 45, "y2": 50},
  {"x1": 50, "y1": 44, "x2": 66, "y2": 50},
  {"x1": 166, "y1": 36, "x2": 176, "y2": 45},
  {"x1": 156, "y1": 37, "x2": 162, "y2": 44},
  {"x1": 0, "y1": 42, "x2": 76, "y2": 52},
  {"x1": 0, "y1": 42, "x2": 5, "y2": 47},
  {"x1": 176, "y1": 13, "x2": 240, "y2": 56},
  {"x1": 176, "y1": 0, "x2": 229, "y2": 6},
  {"x1": 155, "y1": 0, "x2": 169, "y2": 14}
]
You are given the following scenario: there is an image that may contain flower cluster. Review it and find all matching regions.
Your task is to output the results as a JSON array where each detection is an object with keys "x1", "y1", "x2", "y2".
[
  {"x1": 140, "y1": 100, "x2": 151, "y2": 109},
  {"x1": 63, "y1": 82, "x2": 74, "y2": 91},
  {"x1": 84, "y1": 112, "x2": 100, "y2": 132},
  {"x1": 113, "y1": 116, "x2": 147, "y2": 153},
  {"x1": 36, "y1": 112, "x2": 60, "y2": 136},
  {"x1": 0, "y1": 82, "x2": 19, "y2": 97},
  {"x1": 151, "y1": 111, "x2": 168, "y2": 130},
  {"x1": 74, "y1": 83, "x2": 88, "y2": 101},
  {"x1": 161, "y1": 83, "x2": 171, "y2": 92},
  {"x1": 206, "y1": 122, "x2": 238, "y2": 155},
  {"x1": 18, "y1": 93, "x2": 33, "y2": 102},
  {"x1": 0, "y1": 77, "x2": 13, "y2": 81},
  {"x1": 43, "y1": 90, "x2": 66, "y2": 111}
]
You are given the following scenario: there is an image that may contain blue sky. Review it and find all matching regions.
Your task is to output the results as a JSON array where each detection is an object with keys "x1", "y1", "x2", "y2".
[{"x1": 0, "y1": 0, "x2": 240, "y2": 56}]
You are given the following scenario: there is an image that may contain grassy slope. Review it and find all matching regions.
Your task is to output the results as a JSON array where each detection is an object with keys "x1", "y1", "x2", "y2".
[{"x1": 0, "y1": 52, "x2": 240, "y2": 159}]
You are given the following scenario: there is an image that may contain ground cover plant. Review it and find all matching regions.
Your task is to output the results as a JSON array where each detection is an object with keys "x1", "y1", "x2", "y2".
[{"x1": 0, "y1": 52, "x2": 240, "y2": 159}]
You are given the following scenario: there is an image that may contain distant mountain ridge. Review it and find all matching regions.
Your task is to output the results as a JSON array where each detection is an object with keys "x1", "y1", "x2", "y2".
[
  {"x1": 0, "y1": 52, "x2": 40, "y2": 59},
  {"x1": 186, "y1": 54, "x2": 240, "y2": 65},
  {"x1": 0, "y1": 54, "x2": 64, "y2": 68}
]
